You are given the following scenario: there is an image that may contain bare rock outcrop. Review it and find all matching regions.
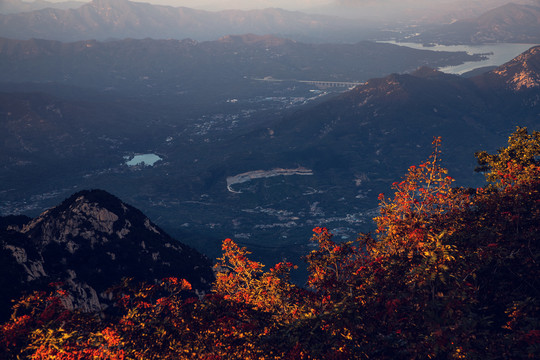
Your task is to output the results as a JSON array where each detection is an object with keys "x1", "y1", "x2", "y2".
[{"x1": 0, "y1": 189, "x2": 214, "y2": 321}]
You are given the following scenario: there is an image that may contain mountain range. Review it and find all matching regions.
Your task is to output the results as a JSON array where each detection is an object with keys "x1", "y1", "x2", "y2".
[
  {"x1": 0, "y1": 0, "x2": 85, "y2": 14},
  {"x1": 0, "y1": 0, "x2": 371, "y2": 43},
  {"x1": 405, "y1": 3, "x2": 540, "y2": 44},
  {"x1": 2, "y1": 0, "x2": 540, "y2": 44},
  {"x1": 0, "y1": 189, "x2": 214, "y2": 321}
]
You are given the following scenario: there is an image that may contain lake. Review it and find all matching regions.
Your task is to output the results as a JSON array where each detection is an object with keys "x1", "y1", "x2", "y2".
[
  {"x1": 125, "y1": 154, "x2": 162, "y2": 166},
  {"x1": 380, "y1": 41, "x2": 538, "y2": 75}
]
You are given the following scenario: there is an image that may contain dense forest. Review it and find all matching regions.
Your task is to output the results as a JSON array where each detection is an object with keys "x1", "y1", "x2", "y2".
[{"x1": 1, "y1": 127, "x2": 538, "y2": 359}]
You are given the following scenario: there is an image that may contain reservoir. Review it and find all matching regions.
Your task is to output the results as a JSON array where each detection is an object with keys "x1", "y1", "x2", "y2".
[
  {"x1": 125, "y1": 154, "x2": 162, "y2": 166},
  {"x1": 381, "y1": 41, "x2": 538, "y2": 74}
]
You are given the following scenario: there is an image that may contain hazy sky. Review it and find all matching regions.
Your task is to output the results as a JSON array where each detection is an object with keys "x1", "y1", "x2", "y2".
[
  {"x1": 106, "y1": 0, "x2": 539, "y2": 9},
  {"x1": 42, "y1": 0, "x2": 330, "y2": 9},
  {"x1": 40, "y1": 0, "x2": 533, "y2": 9}
]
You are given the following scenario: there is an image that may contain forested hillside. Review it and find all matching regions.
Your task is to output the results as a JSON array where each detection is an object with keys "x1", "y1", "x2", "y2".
[{"x1": 1, "y1": 127, "x2": 538, "y2": 359}]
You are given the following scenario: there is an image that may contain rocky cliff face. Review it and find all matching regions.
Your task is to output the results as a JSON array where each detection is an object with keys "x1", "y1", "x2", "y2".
[
  {"x1": 489, "y1": 46, "x2": 540, "y2": 91},
  {"x1": 0, "y1": 189, "x2": 214, "y2": 320}
]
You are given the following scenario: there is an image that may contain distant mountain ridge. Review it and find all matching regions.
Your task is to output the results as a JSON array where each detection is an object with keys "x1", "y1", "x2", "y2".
[
  {"x1": 0, "y1": 35, "x2": 483, "y2": 100},
  {"x1": 0, "y1": 0, "x2": 85, "y2": 14},
  {"x1": 410, "y1": 3, "x2": 540, "y2": 44},
  {"x1": 3, "y1": 0, "x2": 539, "y2": 44},
  {"x1": 0, "y1": 0, "x2": 369, "y2": 42},
  {"x1": 0, "y1": 189, "x2": 214, "y2": 321},
  {"x1": 472, "y1": 3, "x2": 540, "y2": 43}
]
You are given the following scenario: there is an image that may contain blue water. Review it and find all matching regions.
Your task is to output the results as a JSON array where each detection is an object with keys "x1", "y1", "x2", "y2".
[
  {"x1": 125, "y1": 154, "x2": 162, "y2": 166},
  {"x1": 380, "y1": 41, "x2": 538, "y2": 74}
]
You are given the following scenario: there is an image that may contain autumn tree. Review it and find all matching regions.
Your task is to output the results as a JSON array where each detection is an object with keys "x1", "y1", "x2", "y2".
[
  {"x1": 462, "y1": 127, "x2": 540, "y2": 358},
  {"x1": 213, "y1": 238, "x2": 304, "y2": 321},
  {"x1": 0, "y1": 284, "x2": 124, "y2": 360},
  {"x1": 475, "y1": 126, "x2": 540, "y2": 185}
]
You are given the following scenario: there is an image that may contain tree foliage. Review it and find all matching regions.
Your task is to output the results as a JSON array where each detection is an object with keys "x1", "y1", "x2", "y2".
[
  {"x1": 1, "y1": 127, "x2": 539, "y2": 359},
  {"x1": 476, "y1": 126, "x2": 540, "y2": 185}
]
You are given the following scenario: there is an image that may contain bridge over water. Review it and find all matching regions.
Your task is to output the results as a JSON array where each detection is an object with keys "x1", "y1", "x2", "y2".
[
  {"x1": 254, "y1": 77, "x2": 364, "y2": 88},
  {"x1": 297, "y1": 80, "x2": 364, "y2": 88}
]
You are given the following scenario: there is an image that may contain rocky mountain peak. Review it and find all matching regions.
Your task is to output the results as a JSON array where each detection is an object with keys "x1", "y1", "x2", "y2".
[
  {"x1": 21, "y1": 189, "x2": 154, "y2": 248},
  {"x1": 490, "y1": 45, "x2": 540, "y2": 91},
  {"x1": 0, "y1": 189, "x2": 214, "y2": 320}
]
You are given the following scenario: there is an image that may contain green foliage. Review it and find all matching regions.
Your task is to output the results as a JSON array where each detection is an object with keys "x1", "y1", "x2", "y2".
[{"x1": 1, "y1": 128, "x2": 539, "y2": 359}]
